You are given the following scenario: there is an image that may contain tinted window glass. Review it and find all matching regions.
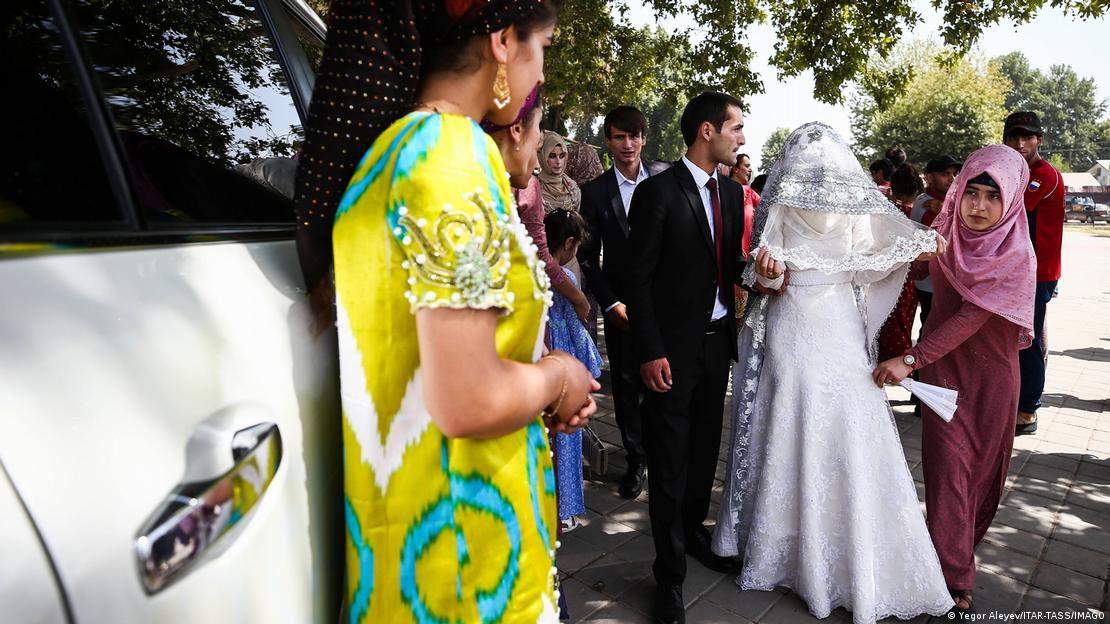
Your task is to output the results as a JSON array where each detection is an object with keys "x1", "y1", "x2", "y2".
[
  {"x1": 288, "y1": 8, "x2": 324, "y2": 72},
  {"x1": 0, "y1": 2, "x2": 123, "y2": 226},
  {"x1": 72, "y1": 0, "x2": 300, "y2": 224}
]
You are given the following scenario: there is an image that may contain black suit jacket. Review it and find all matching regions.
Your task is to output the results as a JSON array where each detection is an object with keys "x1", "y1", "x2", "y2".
[
  {"x1": 626, "y1": 161, "x2": 746, "y2": 365},
  {"x1": 577, "y1": 160, "x2": 671, "y2": 310}
]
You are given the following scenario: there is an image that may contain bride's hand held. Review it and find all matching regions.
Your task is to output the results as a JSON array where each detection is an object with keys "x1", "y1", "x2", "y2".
[
  {"x1": 915, "y1": 234, "x2": 947, "y2": 262},
  {"x1": 755, "y1": 247, "x2": 783, "y2": 280}
]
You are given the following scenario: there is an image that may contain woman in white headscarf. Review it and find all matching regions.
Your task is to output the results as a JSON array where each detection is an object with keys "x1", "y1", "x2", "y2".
[
  {"x1": 712, "y1": 123, "x2": 954, "y2": 624},
  {"x1": 538, "y1": 131, "x2": 582, "y2": 213},
  {"x1": 538, "y1": 131, "x2": 584, "y2": 285}
]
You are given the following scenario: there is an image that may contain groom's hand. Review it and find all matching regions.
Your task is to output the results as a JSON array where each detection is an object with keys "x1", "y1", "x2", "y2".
[{"x1": 641, "y1": 357, "x2": 673, "y2": 393}]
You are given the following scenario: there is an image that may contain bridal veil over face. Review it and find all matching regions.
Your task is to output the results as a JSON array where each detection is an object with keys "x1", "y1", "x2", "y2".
[{"x1": 744, "y1": 122, "x2": 938, "y2": 355}]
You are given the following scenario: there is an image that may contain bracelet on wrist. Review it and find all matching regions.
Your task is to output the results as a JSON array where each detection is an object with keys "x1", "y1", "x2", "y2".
[{"x1": 541, "y1": 355, "x2": 569, "y2": 418}]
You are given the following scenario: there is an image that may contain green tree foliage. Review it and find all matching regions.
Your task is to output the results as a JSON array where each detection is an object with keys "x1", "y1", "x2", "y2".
[
  {"x1": 851, "y1": 41, "x2": 1009, "y2": 166},
  {"x1": 547, "y1": 0, "x2": 1106, "y2": 118},
  {"x1": 993, "y1": 52, "x2": 1109, "y2": 170},
  {"x1": 759, "y1": 127, "x2": 792, "y2": 172}
]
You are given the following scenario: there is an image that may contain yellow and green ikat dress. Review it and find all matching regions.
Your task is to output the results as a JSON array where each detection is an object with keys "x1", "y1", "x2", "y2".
[{"x1": 333, "y1": 111, "x2": 559, "y2": 624}]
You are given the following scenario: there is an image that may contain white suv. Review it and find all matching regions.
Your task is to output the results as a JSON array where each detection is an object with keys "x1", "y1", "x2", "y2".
[{"x1": 0, "y1": 0, "x2": 342, "y2": 622}]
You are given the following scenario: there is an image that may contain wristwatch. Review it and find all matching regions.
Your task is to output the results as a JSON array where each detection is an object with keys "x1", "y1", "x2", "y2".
[{"x1": 902, "y1": 353, "x2": 916, "y2": 367}]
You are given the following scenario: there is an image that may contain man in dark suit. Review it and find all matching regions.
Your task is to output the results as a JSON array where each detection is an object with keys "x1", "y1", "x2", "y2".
[
  {"x1": 578, "y1": 106, "x2": 670, "y2": 499},
  {"x1": 626, "y1": 92, "x2": 747, "y2": 624}
]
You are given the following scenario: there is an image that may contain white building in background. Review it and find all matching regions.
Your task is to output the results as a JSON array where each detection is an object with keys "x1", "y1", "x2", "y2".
[
  {"x1": 1088, "y1": 160, "x2": 1110, "y2": 187},
  {"x1": 1062, "y1": 172, "x2": 1103, "y2": 192}
]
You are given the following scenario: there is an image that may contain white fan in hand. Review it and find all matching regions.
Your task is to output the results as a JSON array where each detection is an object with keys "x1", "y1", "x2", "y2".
[{"x1": 900, "y1": 379, "x2": 958, "y2": 422}]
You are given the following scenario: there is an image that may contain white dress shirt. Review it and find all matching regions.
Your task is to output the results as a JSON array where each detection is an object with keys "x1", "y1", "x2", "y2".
[
  {"x1": 615, "y1": 162, "x2": 649, "y2": 216},
  {"x1": 681, "y1": 156, "x2": 729, "y2": 321}
]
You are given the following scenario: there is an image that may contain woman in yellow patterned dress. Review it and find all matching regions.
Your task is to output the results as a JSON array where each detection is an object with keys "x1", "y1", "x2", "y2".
[{"x1": 294, "y1": 2, "x2": 597, "y2": 623}]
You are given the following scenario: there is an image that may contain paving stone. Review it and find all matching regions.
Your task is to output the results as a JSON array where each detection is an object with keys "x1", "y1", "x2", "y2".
[
  {"x1": 760, "y1": 593, "x2": 855, "y2": 624},
  {"x1": 584, "y1": 482, "x2": 630, "y2": 516},
  {"x1": 570, "y1": 552, "x2": 651, "y2": 600},
  {"x1": 609, "y1": 532, "x2": 657, "y2": 565},
  {"x1": 686, "y1": 596, "x2": 754, "y2": 623},
  {"x1": 703, "y1": 580, "x2": 788, "y2": 620},
  {"x1": 1024, "y1": 450, "x2": 1082, "y2": 473},
  {"x1": 975, "y1": 542, "x2": 1039, "y2": 583},
  {"x1": 682, "y1": 557, "x2": 731, "y2": 601},
  {"x1": 1000, "y1": 487, "x2": 1062, "y2": 519},
  {"x1": 1076, "y1": 460, "x2": 1110, "y2": 483},
  {"x1": 1019, "y1": 461, "x2": 1076, "y2": 486},
  {"x1": 1053, "y1": 506, "x2": 1110, "y2": 555},
  {"x1": 557, "y1": 532, "x2": 606, "y2": 574},
  {"x1": 1065, "y1": 481, "x2": 1110, "y2": 512},
  {"x1": 1020, "y1": 587, "x2": 1105, "y2": 615},
  {"x1": 608, "y1": 499, "x2": 651, "y2": 534},
  {"x1": 993, "y1": 503, "x2": 1059, "y2": 537},
  {"x1": 1042, "y1": 539, "x2": 1110, "y2": 580},
  {"x1": 570, "y1": 512, "x2": 639, "y2": 553},
  {"x1": 614, "y1": 577, "x2": 657, "y2": 617},
  {"x1": 560, "y1": 576, "x2": 613, "y2": 620},
  {"x1": 1010, "y1": 475, "x2": 1070, "y2": 503},
  {"x1": 971, "y1": 568, "x2": 1027, "y2": 616},
  {"x1": 579, "y1": 601, "x2": 653, "y2": 623}
]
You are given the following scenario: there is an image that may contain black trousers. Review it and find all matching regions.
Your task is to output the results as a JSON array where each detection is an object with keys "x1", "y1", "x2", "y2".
[
  {"x1": 642, "y1": 327, "x2": 731, "y2": 586},
  {"x1": 605, "y1": 324, "x2": 647, "y2": 466}
]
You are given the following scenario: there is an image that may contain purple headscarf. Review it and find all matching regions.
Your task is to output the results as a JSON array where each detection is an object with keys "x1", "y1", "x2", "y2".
[{"x1": 931, "y1": 144, "x2": 1036, "y2": 346}]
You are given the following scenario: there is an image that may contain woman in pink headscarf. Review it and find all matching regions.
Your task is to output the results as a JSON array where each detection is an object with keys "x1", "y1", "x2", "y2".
[{"x1": 872, "y1": 144, "x2": 1036, "y2": 616}]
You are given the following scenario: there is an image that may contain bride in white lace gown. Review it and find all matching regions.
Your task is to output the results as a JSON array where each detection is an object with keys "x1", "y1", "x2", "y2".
[{"x1": 712, "y1": 123, "x2": 955, "y2": 623}]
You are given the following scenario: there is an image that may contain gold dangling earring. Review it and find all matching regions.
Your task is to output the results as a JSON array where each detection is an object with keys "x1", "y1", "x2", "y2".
[{"x1": 492, "y1": 63, "x2": 511, "y2": 110}]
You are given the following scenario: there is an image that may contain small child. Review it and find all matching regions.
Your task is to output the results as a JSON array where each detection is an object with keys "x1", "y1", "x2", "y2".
[{"x1": 543, "y1": 208, "x2": 602, "y2": 532}]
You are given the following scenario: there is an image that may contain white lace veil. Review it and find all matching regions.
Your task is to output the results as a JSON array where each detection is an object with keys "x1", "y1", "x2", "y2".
[{"x1": 743, "y1": 122, "x2": 937, "y2": 357}]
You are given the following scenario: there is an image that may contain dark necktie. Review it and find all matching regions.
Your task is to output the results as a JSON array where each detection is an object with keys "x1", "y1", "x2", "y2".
[{"x1": 706, "y1": 177, "x2": 727, "y2": 306}]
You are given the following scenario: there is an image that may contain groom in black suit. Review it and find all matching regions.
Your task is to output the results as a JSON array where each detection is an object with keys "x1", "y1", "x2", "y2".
[
  {"x1": 626, "y1": 92, "x2": 747, "y2": 624},
  {"x1": 578, "y1": 106, "x2": 670, "y2": 500}
]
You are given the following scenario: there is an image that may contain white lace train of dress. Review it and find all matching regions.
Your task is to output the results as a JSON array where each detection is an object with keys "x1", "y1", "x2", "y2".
[{"x1": 714, "y1": 267, "x2": 953, "y2": 622}]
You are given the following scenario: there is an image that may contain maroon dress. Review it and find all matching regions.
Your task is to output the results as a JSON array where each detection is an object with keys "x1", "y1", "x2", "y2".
[
  {"x1": 908, "y1": 264, "x2": 1021, "y2": 590},
  {"x1": 877, "y1": 199, "x2": 919, "y2": 361}
]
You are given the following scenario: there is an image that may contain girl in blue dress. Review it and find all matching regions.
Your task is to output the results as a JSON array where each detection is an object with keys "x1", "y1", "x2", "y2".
[{"x1": 543, "y1": 208, "x2": 603, "y2": 531}]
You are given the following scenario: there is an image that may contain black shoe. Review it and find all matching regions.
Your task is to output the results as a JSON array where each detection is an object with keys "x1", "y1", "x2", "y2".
[
  {"x1": 618, "y1": 462, "x2": 646, "y2": 499},
  {"x1": 653, "y1": 583, "x2": 685, "y2": 624},
  {"x1": 1015, "y1": 412, "x2": 1038, "y2": 436},
  {"x1": 686, "y1": 526, "x2": 742, "y2": 573}
]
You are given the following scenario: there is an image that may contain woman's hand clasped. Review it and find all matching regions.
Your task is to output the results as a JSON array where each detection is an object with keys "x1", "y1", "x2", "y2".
[{"x1": 544, "y1": 351, "x2": 600, "y2": 434}]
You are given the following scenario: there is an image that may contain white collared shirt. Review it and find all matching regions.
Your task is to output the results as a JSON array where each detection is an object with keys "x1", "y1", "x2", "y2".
[
  {"x1": 615, "y1": 162, "x2": 649, "y2": 216},
  {"x1": 681, "y1": 156, "x2": 729, "y2": 321}
]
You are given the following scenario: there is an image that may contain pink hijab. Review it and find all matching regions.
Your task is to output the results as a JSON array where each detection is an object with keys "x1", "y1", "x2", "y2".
[{"x1": 932, "y1": 144, "x2": 1036, "y2": 346}]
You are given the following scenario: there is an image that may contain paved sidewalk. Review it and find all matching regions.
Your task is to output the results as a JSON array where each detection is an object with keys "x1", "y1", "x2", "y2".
[{"x1": 561, "y1": 228, "x2": 1109, "y2": 623}]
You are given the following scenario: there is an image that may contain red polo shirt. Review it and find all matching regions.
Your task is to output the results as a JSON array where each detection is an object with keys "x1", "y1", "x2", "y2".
[{"x1": 1025, "y1": 158, "x2": 1065, "y2": 282}]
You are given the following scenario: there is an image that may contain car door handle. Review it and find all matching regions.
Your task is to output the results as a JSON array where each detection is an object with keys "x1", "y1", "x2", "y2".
[{"x1": 134, "y1": 404, "x2": 282, "y2": 594}]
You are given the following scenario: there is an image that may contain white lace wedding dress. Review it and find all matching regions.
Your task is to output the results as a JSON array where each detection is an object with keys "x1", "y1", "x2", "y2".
[{"x1": 713, "y1": 215, "x2": 954, "y2": 623}]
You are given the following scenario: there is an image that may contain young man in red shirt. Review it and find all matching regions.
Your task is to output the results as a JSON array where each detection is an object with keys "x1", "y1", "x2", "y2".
[{"x1": 1004, "y1": 111, "x2": 1064, "y2": 435}]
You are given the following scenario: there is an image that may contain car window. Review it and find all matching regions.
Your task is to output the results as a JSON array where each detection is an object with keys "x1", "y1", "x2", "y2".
[
  {"x1": 287, "y1": 6, "x2": 324, "y2": 72},
  {"x1": 70, "y1": 0, "x2": 300, "y2": 225},
  {"x1": 0, "y1": 2, "x2": 124, "y2": 227}
]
